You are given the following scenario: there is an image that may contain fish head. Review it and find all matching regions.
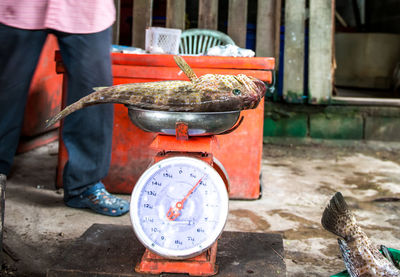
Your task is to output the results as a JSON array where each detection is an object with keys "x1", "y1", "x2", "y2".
[{"x1": 194, "y1": 74, "x2": 266, "y2": 111}]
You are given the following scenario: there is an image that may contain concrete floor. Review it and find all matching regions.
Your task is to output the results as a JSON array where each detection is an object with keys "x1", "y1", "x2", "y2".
[{"x1": 2, "y1": 139, "x2": 400, "y2": 276}]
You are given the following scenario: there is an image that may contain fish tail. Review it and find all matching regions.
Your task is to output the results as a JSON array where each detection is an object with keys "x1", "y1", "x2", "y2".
[
  {"x1": 45, "y1": 87, "x2": 112, "y2": 128},
  {"x1": 321, "y1": 192, "x2": 357, "y2": 239},
  {"x1": 45, "y1": 99, "x2": 86, "y2": 128},
  {"x1": 381, "y1": 245, "x2": 397, "y2": 267}
]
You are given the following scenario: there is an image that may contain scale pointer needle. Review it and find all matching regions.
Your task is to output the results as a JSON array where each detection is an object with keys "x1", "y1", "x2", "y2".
[{"x1": 167, "y1": 176, "x2": 204, "y2": 221}]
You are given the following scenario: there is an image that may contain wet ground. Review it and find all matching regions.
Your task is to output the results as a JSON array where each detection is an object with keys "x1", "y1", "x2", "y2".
[{"x1": 2, "y1": 140, "x2": 400, "y2": 276}]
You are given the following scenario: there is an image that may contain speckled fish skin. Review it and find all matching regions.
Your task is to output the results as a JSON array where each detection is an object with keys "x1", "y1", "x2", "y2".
[
  {"x1": 321, "y1": 192, "x2": 400, "y2": 276},
  {"x1": 45, "y1": 55, "x2": 266, "y2": 127}
]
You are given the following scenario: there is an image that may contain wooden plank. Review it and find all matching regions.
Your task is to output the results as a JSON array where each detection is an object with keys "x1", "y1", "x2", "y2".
[
  {"x1": 198, "y1": 0, "x2": 218, "y2": 30},
  {"x1": 132, "y1": 0, "x2": 153, "y2": 48},
  {"x1": 227, "y1": 0, "x2": 248, "y2": 47},
  {"x1": 47, "y1": 226, "x2": 285, "y2": 276},
  {"x1": 308, "y1": 0, "x2": 334, "y2": 104},
  {"x1": 166, "y1": 0, "x2": 186, "y2": 30},
  {"x1": 112, "y1": 0, "x2": 121, "y2": 44},
  {"x1": 256, "y1": 0, "x2": 276, "y2": 57},
  {"x1": 282, "y1": 0, "x2": 305, "y2": 103},
  {"x1": 111, "y1": 54, "x2": 275, "y2": 70}
]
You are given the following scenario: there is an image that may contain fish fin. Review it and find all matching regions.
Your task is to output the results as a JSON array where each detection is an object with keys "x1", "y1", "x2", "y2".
[
  {"x1": 321, "y1": 192, "x2": 354, "y2": 239},
  {"x1": 233, "y1": 76, "x2": 245, "y2": 85},
  {"x1": 338, "y1": 239, "x2": 359, "y2": 277},
  {"x1": 173, "y1": 56, "x2": 198, "y2": 82},
  {"x1": 380, "y1": 245, "x2": 399, "y2": 268},
  {"x1": 93, "y1": 87, "x2": 108, "y2": 91}
]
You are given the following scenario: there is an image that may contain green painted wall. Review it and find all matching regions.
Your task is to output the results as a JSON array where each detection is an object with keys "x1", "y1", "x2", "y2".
[{"x1": 263, "y1": 102, "x2": 400, "y2": 142}]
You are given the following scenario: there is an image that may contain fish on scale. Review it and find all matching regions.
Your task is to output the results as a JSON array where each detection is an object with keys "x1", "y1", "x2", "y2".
[
  {"x1": 321, "y1": 192, "x2": 400, "y2": 276},
  {"x1": 46, "y1": 55, "x2": 266, "y2": 127}
]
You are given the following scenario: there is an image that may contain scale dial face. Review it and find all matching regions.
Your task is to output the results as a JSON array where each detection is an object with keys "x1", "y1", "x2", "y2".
[{"x1": 130, "y1": 156, "x2": 229, "y2": 259}]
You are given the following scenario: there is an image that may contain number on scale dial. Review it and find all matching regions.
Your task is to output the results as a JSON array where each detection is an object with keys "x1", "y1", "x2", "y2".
[{"x1": 130, "y1": 156, "x2": 229, "y2": 259}]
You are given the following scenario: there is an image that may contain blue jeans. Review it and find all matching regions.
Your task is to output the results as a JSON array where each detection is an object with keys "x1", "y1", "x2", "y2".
[{"x1": 0, "y1": 24, "x2": 114, "y2": 201}]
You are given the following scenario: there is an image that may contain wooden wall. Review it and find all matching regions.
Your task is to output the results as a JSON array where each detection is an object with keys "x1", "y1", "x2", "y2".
[
  {"x1": 113, "y1": 0, "x2": 281, "y2": 60},
  {"x1": 113, "y1": 0, "x2": 335, "y2": 105},
  {"x1": 282, "y1": 0, "x2": 334, "y2": 104}
]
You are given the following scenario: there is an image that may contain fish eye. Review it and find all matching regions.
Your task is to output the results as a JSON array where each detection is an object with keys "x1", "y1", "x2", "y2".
[{"x1": 232, "y1": 89, "x2": 241, "y2": 95}]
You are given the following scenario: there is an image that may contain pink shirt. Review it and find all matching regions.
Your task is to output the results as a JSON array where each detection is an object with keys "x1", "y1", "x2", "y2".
[{"x1": 0, "y1": 0, "x2": 115, "y2": 34}]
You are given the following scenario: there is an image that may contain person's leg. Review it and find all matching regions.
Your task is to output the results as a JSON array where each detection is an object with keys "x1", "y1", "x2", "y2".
[
  {"x1": 56, "y1": 27, "x2": 128, "y2": 216},
  {"x1": 0, "y1": 24, "x2": 47, "y2": 175},
  {"x1": 57, "y1": 27, "x2": 113, "y2": 198}
]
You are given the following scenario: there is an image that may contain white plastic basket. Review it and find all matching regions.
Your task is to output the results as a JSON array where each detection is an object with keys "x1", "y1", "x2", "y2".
[{"x1": 145, "y1": 27, "x2": 182, "y2": 55}]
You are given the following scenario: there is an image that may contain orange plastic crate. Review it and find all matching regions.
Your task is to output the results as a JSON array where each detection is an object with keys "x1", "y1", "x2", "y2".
[{"x1": 55, "y1": 53, "x2": 274, "y2": 199}]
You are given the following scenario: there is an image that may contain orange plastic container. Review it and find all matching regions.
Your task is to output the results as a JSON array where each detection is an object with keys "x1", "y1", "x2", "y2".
[{"x1": 55, "y1": 53, "x2": 274, "y2": 199}]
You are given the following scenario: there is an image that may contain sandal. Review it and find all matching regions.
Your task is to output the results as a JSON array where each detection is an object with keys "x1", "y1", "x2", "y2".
[{"x1": 65, "y1": 182, "x2": 129, "y2": 216}]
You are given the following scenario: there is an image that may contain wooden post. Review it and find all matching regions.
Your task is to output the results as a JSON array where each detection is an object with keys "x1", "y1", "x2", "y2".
[
  {"x1": 166, "y1": 0, "x2": 186, "y2": 30},
  {"x1": 112, "y1": 0, "x2": 121, "y2": 44},
  {"x1": 132, "y1": 0, "x2": 153, "y2": 48},
  {"x1": 256, "y1": 0, "x2": 277, "y2": 58},
  {"x1": 198, "y1": 0, "x2": 218, "y2": 30},
  {"x1": 308, "y1": 0, "x2": 334, "y2": 104},
  {"x1": 274, "y1": 0, "x2": 282, "y2": 67},
  {"x1": 228, "y1": 0, "x2": 248, "y2": 48},
  {"x1": 283, "y1": 0, "x2": 305, "y2": 103}
]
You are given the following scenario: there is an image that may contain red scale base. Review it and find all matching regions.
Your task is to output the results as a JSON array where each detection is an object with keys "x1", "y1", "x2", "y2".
[{"x1": 136, "y1": 242, "x2": 218, "y2": 276}]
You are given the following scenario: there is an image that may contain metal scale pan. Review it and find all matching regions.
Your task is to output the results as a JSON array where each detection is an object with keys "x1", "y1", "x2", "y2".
[{"x1": 127, "y1": 106, "x2": 241, "y2": 136}]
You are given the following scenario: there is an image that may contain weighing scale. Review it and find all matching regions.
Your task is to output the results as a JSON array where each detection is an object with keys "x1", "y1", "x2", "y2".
[
  {"x1": 47, "y1": 107, "x2": 286, "y2": 277},
  {"x1": 128, "y1": 107, "x2": 242, "y2": 276}
]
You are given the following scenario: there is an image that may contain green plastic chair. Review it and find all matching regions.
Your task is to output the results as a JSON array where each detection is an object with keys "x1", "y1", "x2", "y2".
[{"x1": 179, "y1": 29, "x2": 236, "y2": 55}]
